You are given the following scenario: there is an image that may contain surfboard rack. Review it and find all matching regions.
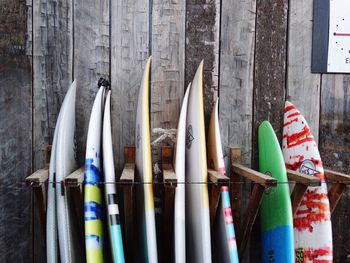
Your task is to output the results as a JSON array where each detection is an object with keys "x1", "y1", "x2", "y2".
[
  {"x1": 25, "y1": 167, "x2": 49, "y2": 237},
  {"x1": 120, "y1": 146, "x2": 136, "y2": 262},
  {"x1": 161, "y1": 146, "x2": 177, "y2": 261},
  {"x1": 324, "y1": 169, "x2": 350, "y2": 213},
  {"x1": 230, "y1": 147, "x2": 277, "y2": 257},
  {"x1": 286, "y1": 169, "x2": 321, "y2": 216},
  {"x1": 64, "y1": 167, "x2": 85, "y2": 243}
]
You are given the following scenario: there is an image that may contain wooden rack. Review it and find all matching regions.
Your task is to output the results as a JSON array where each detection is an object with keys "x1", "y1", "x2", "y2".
[{"x1": 25, "y1": 145, "x2": 350, "y2": 261}]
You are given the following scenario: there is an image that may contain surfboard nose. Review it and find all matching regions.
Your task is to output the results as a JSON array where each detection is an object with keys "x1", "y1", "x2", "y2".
[{"x1": 285, "y1": 100, "x2": 294, "y2": 108}]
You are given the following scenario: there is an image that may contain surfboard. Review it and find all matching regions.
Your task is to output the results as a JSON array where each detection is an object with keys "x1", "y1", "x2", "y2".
[
  {"x1": 102, "y1": 90, "x2": 125, "y2": 263},
  {"x1": 135, "y1": 57, "x2": 158, "y2": 262},
  {"x1": 185, "y1": 60, "x2": 212, "y2": 262},
  {"x1": 173, "y1": 83, "x2": 191, "y2": 263},
  {"x1": 47, "y1": 84, "x2": 64, "y2": 263},
  {"x1": 208, "y1": 99, "x2": 239, "y2": 263},
  {"x1": 55, "y1": 81, "x2": 79, "y2": 263},
  {"x1": 282, "y1": 101, "x2": 332, "y2": 262},
  {"x1": 258, "y1": 121, "x2": 294, "y2": 263},
  {"x1": 84, "y1": 85, "x2": 107, "y2": 263}
]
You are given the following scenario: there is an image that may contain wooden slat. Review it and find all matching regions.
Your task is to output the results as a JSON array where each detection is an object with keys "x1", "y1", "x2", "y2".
[
  {"x1": 162, "y1": 185, "x2": 176, "y2": 260},
  {"x1": 219, "y1": 0, "x2": 256, "y2": 167},
  {"x1": 287, "y1": 169, "x2": 321, "y2": 187},
  {"x1": 328, "y1": 183, "x2": 346, "y2": 214},
  {"x1": 120, "y1": 163, "x2": 135, "y2": 184},
  {"x1": 26, "y1": 168, "x2": 49, "y2": 187},
  {"x1": 151, "y1": 0, "x2": 185, "y2": 165},
  {"x1": 324, "y1": 169, "x2": 350, "y2": 183},
  {"x1": 122, "y1": 184, "x2": 135, "y2": 262},
  {"x1": 230, "y1": 148, "x2": 242, "y2": 229},
  {"x1": 208, "y1": 169, "x2": 229, "y2": 186},
  {"x1": 161, "y1": 146, "x2": 173, "y2": 165},
  {"x1": 252, "y1": 0, "x2": 289, "y2": 167},
  {"x1": 111, "y1": 0, "x2": 149, "y2": 173},
  {"x1": 325, "y1": 167, "x2": 350, "y2": 213},
  {"x1": 74, "y1": 0, "x2": 110, "y2": 164},
  {"x1": 185, "y1": 0, "x2": 220, "y2": 127},
  {"x1": 124, "y1": 146, "x2": 136, "y2": 164},
  {"x1": 163, "y1": 164, "x2": 177, "y2": 187},
  {"x1": 238, "y1": 183, "x2": 265, "y2": 257},
  {"x1": 287, "y1": 0, "x2": 321, "y2": 141},
  {"x1": 210, "y1": 184, "x2": 221, "y2": 228},
  {"x1": 232, "y1": 164, "x2": 277, "y2": 187},
  {"x1": 291, "y1": 183, "x2": 308, "y2": 217},
  {"x1": 64, "y1": 167, "x2": 84, "y2": 187}
]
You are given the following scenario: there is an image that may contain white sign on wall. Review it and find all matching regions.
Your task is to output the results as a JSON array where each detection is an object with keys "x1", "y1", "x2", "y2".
[{"x1": 327, "y1": 0, "x2": 350, "y2": 73}]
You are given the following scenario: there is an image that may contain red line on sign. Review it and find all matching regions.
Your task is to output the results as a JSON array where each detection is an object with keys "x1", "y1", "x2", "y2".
[{"x1": 334, "y1": 32, "x2": 350, "y2": 37}]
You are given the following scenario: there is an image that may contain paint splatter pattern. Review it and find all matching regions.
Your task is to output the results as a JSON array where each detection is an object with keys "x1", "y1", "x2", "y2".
[{"x1": 282, "y1": 102, "x2": 332, "y2": 263}]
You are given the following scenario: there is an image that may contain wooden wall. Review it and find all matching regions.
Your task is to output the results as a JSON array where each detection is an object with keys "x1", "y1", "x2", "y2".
[{"x1": 1, "y1": 0, "x2": 350, "y2": 262}]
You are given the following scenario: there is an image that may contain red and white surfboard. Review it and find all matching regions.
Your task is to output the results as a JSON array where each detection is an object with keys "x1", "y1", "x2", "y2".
[{"x1": 282, "y1": 101, "x2": 333, "y2": 263}]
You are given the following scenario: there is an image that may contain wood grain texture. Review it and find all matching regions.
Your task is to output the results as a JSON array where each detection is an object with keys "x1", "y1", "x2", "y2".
[
  {"x1": 185, "y1": 0, "x2": 220, "y2": 127},
  {"x1": 319, "y1": 74, "x2": 350, "y2": 262},
  {"x1": 150, "y1": 0, "x2": 185, "y2": 164},
  {"x1": 111, "y1": 0, "x2": 149, "y2": 174},
  {"x1": 286, "y1": 0, "x2": 321, "y2": 141},
  {"x1": 74, "y1": 0, "x2": 110, "y2": 164},
  {"x1": 0, "y1": 0, "x2": 32, "y2": 261},
  {"x1": 219, "y1": 0, "x2": 256, "y2": 167},
  {"x1": 252, "y1": 0, "x2": 288, "y2": 167},
  {"x1": 33, "y1": 0, "x2": 73, "y2": 170}
]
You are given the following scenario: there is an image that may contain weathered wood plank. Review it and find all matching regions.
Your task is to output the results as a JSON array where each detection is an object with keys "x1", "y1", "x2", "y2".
[
  {"x1": 33, "y1": 0, "x2": 73, "y2": 170},
  {"x1": 286, "y1": 0, "x2": 321, "y2": 141},
  {"x1": 0, "y1": 0, "x2": 32, "y2": 261},
  {"x1": 111, "y1": 0, "x2": 149, "y2": 174},
  {"x1": 319, "y1": 74, "x2": 350, "y2": 262},
  {"x1": 185, "y1": 0, "x2": 220, "y2": 127},
  {"x1": 74, "y1": 0, "x2": 110, "y2": 164},
  {"x1": 150, "y1": 0, "x2": 185, "y2": 164},
  {"x1": 253, "y1": 1, "x2": 288, "y2": 165},
  {"x1": 219, "y1": 0, "x2": 256, "y2": 167}
]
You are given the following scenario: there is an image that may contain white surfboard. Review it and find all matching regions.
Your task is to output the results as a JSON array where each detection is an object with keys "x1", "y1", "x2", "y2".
[
  {"x1": 282, "y1": 101, "x2": 333, "y2": 262},
  {"x1": 173, "y1": 83, "x2": 191, "y2": 263},
  {"x1": 46, "y1": 92, "x2": 63, "y2": 263},
  {"x1": 102, "y1": 90, "x2": 125, "y2": 263},
  {"x1": 185, "y1": 60, "x2": 212, "y2": 262},
  {"x1": 135, "y1": 57, "x2": 158, "y2": 262},
  {"x1": 55, "y1": 81, "x2": 79, "y2": 263}
]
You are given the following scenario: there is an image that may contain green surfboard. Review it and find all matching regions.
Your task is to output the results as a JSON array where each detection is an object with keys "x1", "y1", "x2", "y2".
[{"x1": 258, "y1": 121, "x2": 294, "y2": 263}]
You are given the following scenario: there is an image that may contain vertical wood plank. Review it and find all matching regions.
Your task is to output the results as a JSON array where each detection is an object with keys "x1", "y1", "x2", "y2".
[
  {"x1": 319, "y1": 74, "x2": 350, "y2": 262},
  {"x1": 185, "y1": 0, "x2": 220, "y2": 127},
  {"x1": 219, "y1": 0, "x2": 256, "y2": 167},
  {"x1": 74, "y1": 0, "x2": 110, "y2": 164},
  {"x1": 33, "y1": 0, "x2": 50, "y2": 170},
  {"x1": 150, "y1": 0, "x2": 185, "y2": 163},
  {"x1": 252, "y1": 0, "x2": 289, "y2": 166},
  {"x1": 0, "y1": 0, "x2": 32, "y2": 261},
  {"x1": 286, "y1": 0, "x2": 321, "y2": 141},
  {"x1": 110, "y1": 0, "x2": 149, "y2": 174},
  {"x1": 251, "y1": 1, "x2": 288, "y2": 261}
]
